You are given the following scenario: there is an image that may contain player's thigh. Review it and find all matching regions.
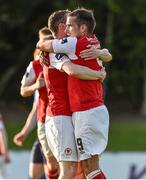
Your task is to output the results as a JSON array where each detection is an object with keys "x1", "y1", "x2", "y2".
[
  {"x1": 72, "y1": 105, "x2": 109, "y2": 160},
  {"x1": 45, "y1": 115, "x2": 78, "y2": 162},
  {"x1": 37, "y1": 121, "x2": 52, "y2": 157},
  {"x1": 30, "y1": 140, "x2": 44, "y2": 164},
  {"x1": 29, "y1": 162, "x2": 44, "y2": 178},
  {"x1": 29, "y1": 140, "x2": 45, "y2": 177}
]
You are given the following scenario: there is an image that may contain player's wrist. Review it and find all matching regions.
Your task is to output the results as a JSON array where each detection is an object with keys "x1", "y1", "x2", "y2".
[{"x1": 31, "y1": 83, "x2": 38, "y2": 91}]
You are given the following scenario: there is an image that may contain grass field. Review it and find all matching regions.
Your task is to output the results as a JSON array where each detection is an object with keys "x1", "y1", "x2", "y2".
[
  {"x1": 5, "y1": 120, "x2": 36, "y2": 150},
  {"x1": 5, "y1": 118, "x2": 146, "y2": 151},
  {"x1": 107, "y1": 121, "x2": 146, "y2": 151}
]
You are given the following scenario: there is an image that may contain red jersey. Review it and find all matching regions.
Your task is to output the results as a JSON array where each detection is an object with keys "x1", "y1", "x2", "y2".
[
  {"x1": 21, "y1": 60, "x2": 48, "y2": 122},
  {"x1": 41, "y1": 52, "x2": 71, "y2": 116},
  {"x1": 52, "y1": 35, "x2": 104, "y2": 112}
]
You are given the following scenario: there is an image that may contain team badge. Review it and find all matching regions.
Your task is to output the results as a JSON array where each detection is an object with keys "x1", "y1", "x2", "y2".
[
  {"x1": 64, "y1": 148, "x2": 72, "y2": 156},
  {"x1": 61, "y1": 37, "x2": 68, "y2": 44}
]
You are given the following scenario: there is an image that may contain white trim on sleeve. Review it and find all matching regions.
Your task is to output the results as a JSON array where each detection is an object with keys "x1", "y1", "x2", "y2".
[
  {"x1": 49, "y1": 53, "x2": 70, "y2": 70},
  {"x1": 21, "y1": 61, "x2": 36, "y2": 86}
]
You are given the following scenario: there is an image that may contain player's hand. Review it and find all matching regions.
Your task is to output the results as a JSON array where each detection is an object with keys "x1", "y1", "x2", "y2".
[
  {"x1": 13, "y1": 131, "x2": 26, "y2": 146},
  {"x1": 35, "y1": 72, "x2": 45, "y2": 89},
  {"x1": 36, "y1": 39, "x2": 44, "y2": 49},
  {"x1": 80, "y1": 45, "x2": 110, "y2": 60},
  {"x1": 40, "y1": 52, "x2": 50, "y2": 66},
  {"x1": 79, "y1": 44, "x2": 100, "y2": 60},
  {"x1": 99, "y1": 67, "x2": 106, "y2": 81}
]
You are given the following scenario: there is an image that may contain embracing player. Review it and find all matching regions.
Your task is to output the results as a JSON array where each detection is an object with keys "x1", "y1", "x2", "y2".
[{"x1": 37, "y1": 8, "x2": 112, "y2": 179}]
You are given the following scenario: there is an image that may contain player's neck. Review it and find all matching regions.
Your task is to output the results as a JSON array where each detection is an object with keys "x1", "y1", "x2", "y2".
[{"x1": 55, "y1": 32, "x2": 65, "y2": 39}]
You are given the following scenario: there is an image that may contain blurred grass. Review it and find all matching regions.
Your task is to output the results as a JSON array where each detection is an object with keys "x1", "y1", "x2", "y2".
[
  {"x1": 5, "y1": 120, "x2": 36, "y2": 150},
  {"x1": 5, "y1": 119, "x2": 146, "y2": 151},
  {"x1": 107, "y1": 121, "x2": 146, "y2": 151}
]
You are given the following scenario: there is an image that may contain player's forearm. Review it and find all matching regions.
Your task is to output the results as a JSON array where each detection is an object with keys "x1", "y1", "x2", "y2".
[
  {"x1": 21, "y1": 105, "x2": 37, "y2": 136},
  {"x1": 37, "y1": 40, "x2": 54, "y2": 52},
  {"x1": 73, "y1": 66, "x2": 105, "y2": 80},
  {"x1": 20, "y1": 84, "x2": 37, "y2": 97},
  {"x1": 62, "y1": 61, "x2": 104, "y2": 80}
]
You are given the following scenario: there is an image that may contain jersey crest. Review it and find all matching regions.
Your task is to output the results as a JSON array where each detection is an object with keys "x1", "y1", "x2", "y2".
[{"x1": 61, "y1": 37, "x2": 68, "y2": 44}]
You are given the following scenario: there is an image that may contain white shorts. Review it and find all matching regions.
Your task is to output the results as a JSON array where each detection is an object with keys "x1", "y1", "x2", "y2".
[
  {"x1": 45, "y1": 115, "x2": 78, "y2": 162},
  {"x1": 72, "y1": 105, "x2": 109, "y2": 160}
]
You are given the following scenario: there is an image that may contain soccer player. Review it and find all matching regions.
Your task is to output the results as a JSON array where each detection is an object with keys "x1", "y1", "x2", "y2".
[
  {"x1": 37, "y1": 8, "x2": 111, "y2": 179},
  {"x1": 0, "y1": 112, "x2": 10, "y2": 179},
  {"x1": 38, "y1": 10, "x2": 108, "y2": 179},
  {"x1": 14, "y1": 53, "x2": 59, "y2": 179},
  {"x1": 14, "y1": 27, "x2": 59, "y2": 179},
  {"x1": 18, "y1": 45, "x2": 60, "y2": 179},
  {"x1": 13, "y1": 94, "x2": 47, "y2": 179}
]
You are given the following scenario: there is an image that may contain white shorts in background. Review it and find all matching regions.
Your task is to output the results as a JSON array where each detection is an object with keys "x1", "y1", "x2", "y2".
[
  {"x1": 37, "y1": 121, "x2": 53, "y2": 158},
  {"x1": 45, "y1": 115, "x2": 78, "y2": 162},
  {"x1": 72, "y1": 105, "x2": 109, "y2": 160}
]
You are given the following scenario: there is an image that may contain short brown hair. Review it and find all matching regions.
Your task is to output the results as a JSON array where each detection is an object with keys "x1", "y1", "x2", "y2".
[
  {"x1": 68, "y1": 8, "x2": 96, "y2": 34},
  {"x1": 39, "y1": 26, "x2": 51, "y2": 37},
  {"x1": 48, "y1": 10, "x2": 70, "y2": 35}
]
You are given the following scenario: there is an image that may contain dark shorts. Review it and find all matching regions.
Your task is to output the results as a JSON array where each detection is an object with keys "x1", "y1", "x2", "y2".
[{"x1": 30, "y1": 139, "x2": 46, "y2": 164}]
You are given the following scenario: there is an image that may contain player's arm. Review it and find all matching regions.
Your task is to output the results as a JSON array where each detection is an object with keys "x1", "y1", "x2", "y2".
[
  {"x1": 79, "y1": 45, "x2": 112, "y2": 62},
  {"x1": 49, "y1": 53, "x2": 106, "y2": 81},
  {"x1": 37, "y1": 37, "x2": 77, "y2": 59},
  {"x1": 21, "y1": 84, "x2": 36, "y2": 97},
  {"x1": 0, "y1": 121, "x2": 10, "y2": 163},
  {"x1": 21, "y1": 73, "x2": 45, "y2": 97},
  {"x1": 13, "y1": 101, "x2": 37, "y2": 146},
  {"x1": 37, "y1": 39, "x2": 54, "y2": 52},
  {"x1": 21, "y1": 61, "x2": 37, "y2": 97},
  {"x1": 38, "y1": 38, "x2": 107, "y2": 80},
  {"x1": 62, "y1": 61, "x2": 106, "y2": 80}
]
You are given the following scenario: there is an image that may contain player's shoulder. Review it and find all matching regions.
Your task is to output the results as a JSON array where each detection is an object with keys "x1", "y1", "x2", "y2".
[
  {"x1": 32, "y1": 59, "x2": 40, "y2": 66},
  {"x1": 60, "y1": 37, "x2": 77, "y2": 44},
  {"x1": 32, "y1": 60, "x2": 42, "y2": 70}
]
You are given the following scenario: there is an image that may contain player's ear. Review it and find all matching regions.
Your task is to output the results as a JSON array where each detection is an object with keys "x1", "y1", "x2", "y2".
[{"x1": 80, "y1": 24, "x2": 87, "y2": 36}]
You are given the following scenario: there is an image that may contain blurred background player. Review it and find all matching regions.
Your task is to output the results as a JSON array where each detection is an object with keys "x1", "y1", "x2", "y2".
[
  {"x1": 14, "y1": 27, "x2": 59, "y2": 179},
  {"x1": 13, "y1": 91, "x2": 47, "y2": 179},
  {"x1": 13, "y1": 58, "x2": 48, "y2": 179},
  {"x1": 0, "y1": 112, "x2": 10, "y2": 179}
]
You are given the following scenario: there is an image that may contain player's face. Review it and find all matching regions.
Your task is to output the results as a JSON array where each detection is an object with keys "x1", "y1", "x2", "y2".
[{"x1": 65, "y1": 16, "x2": 82, "y2": 37}]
